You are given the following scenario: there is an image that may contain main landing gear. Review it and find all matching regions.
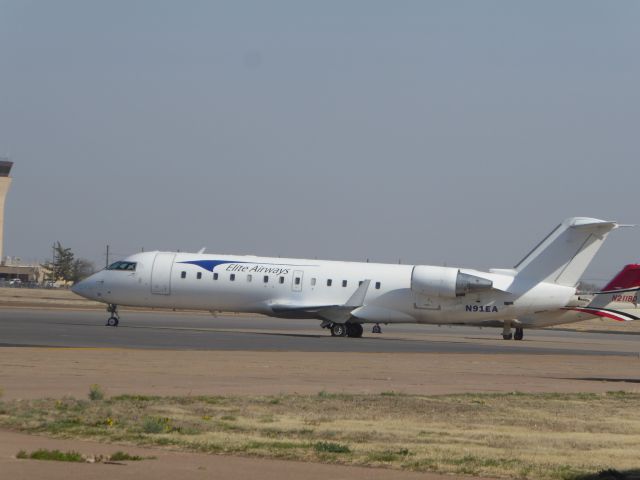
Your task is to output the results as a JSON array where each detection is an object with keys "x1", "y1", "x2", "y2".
[
  {"x1": 502, "y1": 325, "x2": 524, "y2": 340},
  {"x1": 514, "y1": 327, "x2": 524, "y2": 341},
  {"x1": 329, "y1": 322, "x2": 364, "y2": 338},
  {"x1": 106, "y1": 304, "x2": 119, "y2": 327}
]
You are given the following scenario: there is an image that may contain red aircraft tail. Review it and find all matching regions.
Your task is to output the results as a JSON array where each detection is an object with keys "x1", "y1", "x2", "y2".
[{"x1": 601, "y1": 264, "x2": 640, "y2": 292}]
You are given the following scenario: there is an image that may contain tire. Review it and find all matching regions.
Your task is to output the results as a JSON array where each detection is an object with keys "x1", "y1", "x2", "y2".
[
  {"x1": 347, "y1": 323, "x2": 363, "y2": 338},
  {"x1": 514, "y1": 327, "x2": 524, "y2": 341},
  {"x1": 107, "y1": 317, "x2": 118, "y2": 327},
  {"x1": 502, "y1": 333, "x2": 513, "y2": 340},
  {"x1": 331, "y1": 323, "x2": 347, "y2": 337}
]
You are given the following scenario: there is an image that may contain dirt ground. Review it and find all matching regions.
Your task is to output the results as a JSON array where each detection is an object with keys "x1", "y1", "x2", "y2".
[
  {"x1": 1, "y1": 430, "x2": 470, "y2": 480},
  {"x1": 3, "y1": 348, "x2": 639, "y2": 480},
  {"x1": 1, "y1": 347, "x2": 640, "y2": 401}
]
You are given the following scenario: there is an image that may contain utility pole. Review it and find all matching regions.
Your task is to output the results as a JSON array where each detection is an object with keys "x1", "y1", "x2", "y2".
[
  {"x1": 105, "y1": 245, "x2": 110, "y2": 268},
  {"x1": 51, "y1": 243, "x2": 56, "y2": 282}
]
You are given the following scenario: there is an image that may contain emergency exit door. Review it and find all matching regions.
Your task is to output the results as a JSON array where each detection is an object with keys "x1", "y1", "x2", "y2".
[{"x1": 292, "y1": 270, "x2": 303, "y2": 292}]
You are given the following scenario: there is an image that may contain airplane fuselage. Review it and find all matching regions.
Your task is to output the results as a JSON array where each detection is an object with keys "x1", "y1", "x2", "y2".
[{"x1": 74, "y1": 251, "x2": 577, "y2": 326}]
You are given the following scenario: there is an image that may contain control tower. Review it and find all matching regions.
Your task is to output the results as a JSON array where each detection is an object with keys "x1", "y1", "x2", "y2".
[{"x1": 0, "y1": 159, "x2": 13, "y2": 262}]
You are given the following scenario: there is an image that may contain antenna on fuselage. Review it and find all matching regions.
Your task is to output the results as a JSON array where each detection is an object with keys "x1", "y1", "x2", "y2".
[{"x1": 197, "y1": 247, "x2": 206, "y2": 254}]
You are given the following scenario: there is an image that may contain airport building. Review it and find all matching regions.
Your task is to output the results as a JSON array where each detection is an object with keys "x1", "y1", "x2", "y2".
[{"x1": 0, "y1": 159, "x2": 42, "y2": 284}]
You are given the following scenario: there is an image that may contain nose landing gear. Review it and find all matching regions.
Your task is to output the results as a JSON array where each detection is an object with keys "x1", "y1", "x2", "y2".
[{"x1": 106, "y1": 304, "x2": 119, "y2": 327}]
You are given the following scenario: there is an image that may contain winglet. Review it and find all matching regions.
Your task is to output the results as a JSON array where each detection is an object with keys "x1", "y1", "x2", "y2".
[{"x1": 345, "y1": 280, "x2": 371, "y2": 307}]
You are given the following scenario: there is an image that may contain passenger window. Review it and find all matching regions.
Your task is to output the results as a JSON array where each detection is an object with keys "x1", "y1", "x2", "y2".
[
  {"x1": 279, "y1": 276, "x2": 285, "y2": 284},
  {"x1": 197, "y1": 272, "x2": 202, "y2": 280},
  {"x1": 230, "y1": 274, "x2": 235, "y2": 281},
  {"x1": 375, "y1": 281, "x2": 381, "y2": 289},
  {"x1": 327, "y1": 279, "x2": 332, "y2": 287},
  {"x1": 213, "y1": 273, "x2": 218, "y2": 280},
  {"x1": 247, "y1": 274, "x2": 252, "y2": 282},
  {"x1": 311, "y1": 278, "x2": 316, "y2": 286},
  {"x1": 264, "y1": 275, "x2": 269, "y2": 283},
  {"x1": 342, "y1": 280, "x2": 347, "y2": 287},
  {"x1": 295, "y1": 277, "x2": 301, "y2": 285},
  {"x1": 181, "y1": 271, "x2": 186, "y2": 279}
]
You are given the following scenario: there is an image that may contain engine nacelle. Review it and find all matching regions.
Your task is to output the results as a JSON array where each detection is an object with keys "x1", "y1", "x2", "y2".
[{"x1": 411, "y1": 266, "x2": 493, "y2": 298}]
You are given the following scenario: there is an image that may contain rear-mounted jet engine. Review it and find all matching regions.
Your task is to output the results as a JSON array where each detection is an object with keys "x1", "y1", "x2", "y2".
[{"x1": 411, "y1": 266, "x2": 493, "y2": 297}]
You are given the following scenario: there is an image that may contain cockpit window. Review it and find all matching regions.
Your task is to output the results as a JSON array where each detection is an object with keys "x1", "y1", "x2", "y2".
[{"x1": 107, "y1": 261, "x2": 137, "y2": 271}]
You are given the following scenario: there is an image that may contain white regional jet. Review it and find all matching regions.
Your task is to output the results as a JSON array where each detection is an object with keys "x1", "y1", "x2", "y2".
[{"x1": 72, "y1": 217, "x2": 636, "y2": 340}]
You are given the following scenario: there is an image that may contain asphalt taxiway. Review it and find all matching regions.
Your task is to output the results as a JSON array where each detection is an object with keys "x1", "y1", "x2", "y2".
[{"x1": 1, "y1": 308, "x2": 639, "y2": 356}]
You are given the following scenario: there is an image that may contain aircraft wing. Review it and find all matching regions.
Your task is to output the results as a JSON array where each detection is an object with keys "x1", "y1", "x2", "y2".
[{"x1": 270, "y1": 280, "x2": 371, "y2": 323}]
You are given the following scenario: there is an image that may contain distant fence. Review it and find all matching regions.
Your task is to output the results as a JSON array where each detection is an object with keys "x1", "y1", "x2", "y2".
[{"x1": 0, "y1": 280, "x2": 64, "y2": 289}]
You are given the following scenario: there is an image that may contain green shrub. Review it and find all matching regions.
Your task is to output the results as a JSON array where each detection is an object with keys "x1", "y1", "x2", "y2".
[
  {"x1": 18, "y1": 449, "x2": 84, "y2": 462},
  {"x1": 142, "y1": 417, "x2": 166, "y2": 433},
  {"x1": 88, "y1": 384, "x2": 104, "y2": 401},
  {"x1": 109, "y1": 451, "x2": 143, "y2": 461},
  {"x1": 368, "y1": 448, "x2": 411, "y2": 462},
  {"x1": 313, "y1": 441, "x2": 350, "y2": 454}
]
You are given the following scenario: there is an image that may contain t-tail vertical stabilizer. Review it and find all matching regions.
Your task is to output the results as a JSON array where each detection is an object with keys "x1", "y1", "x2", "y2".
[{"x1": 514, "y1": 217, "x2": 619, "y2": 287}]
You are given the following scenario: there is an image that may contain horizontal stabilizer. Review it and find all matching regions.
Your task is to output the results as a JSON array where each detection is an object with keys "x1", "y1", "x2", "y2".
[{"x1": 514, "y1": 217, "x2": 620, "y2": 287}]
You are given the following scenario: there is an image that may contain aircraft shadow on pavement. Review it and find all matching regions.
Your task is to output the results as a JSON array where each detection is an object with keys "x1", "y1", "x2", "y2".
[
  {"x1": 556, "y1": 377, "x2": 640, "y2": 384},
  {"x1": 49, "y1": 321, "x2": 556, "y2": 347},
  {"x1": 572, "y1": 468, "x2": 640, "y2": 480},
  {"x1": 52, "y1": 321, "x2": 333, "y2": 339}
]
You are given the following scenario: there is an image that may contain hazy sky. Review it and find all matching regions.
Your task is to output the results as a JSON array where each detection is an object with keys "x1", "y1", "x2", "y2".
[{"x1": 0, "y1": 1, "x2": 638, "y2": 284}]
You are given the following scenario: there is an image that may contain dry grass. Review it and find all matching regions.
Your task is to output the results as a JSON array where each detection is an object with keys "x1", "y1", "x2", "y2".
[{"x1": 1, "y1": 391, "x2": 640, "y2": 479}]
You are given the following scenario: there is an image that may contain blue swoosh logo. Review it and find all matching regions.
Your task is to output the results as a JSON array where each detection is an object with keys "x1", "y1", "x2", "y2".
[
  {"x1": 178, "y1": 260, "x2": 318, "y2": 272},
  {"x1": 178, "y1": 260, "x2": 247, "y2": 272}
]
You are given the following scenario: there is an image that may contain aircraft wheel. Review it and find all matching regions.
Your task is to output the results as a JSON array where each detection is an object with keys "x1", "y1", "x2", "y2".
[
  {"x1": 514, "y1": 328, "x2": 524, "y2": 341},
  {"x1": 502, "y1": 333, "x2": 513, "y2": 340},
  {"x1": 106, "y1": 316, "x2": 119, "y2": 327},
  {"x1": 331, "y1": 323, "x2": 347, "y2": 337},
  {"x1": 347, "y1": 323, "x2": 363, "y2": 338}
]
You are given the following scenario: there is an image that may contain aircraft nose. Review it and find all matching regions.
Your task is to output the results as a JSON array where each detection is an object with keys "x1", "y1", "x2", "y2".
[
  {"x1": 71, "y1": 278, "x2": 88, "y2": 296},
  {"x1": 71, "y1": 275, "x2": 98, "y2": 299}
]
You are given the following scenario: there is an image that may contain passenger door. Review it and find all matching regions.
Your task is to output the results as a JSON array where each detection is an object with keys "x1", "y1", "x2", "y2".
[{"x1": 151, "y1": 252, "x2": 176, "y2": 295}]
